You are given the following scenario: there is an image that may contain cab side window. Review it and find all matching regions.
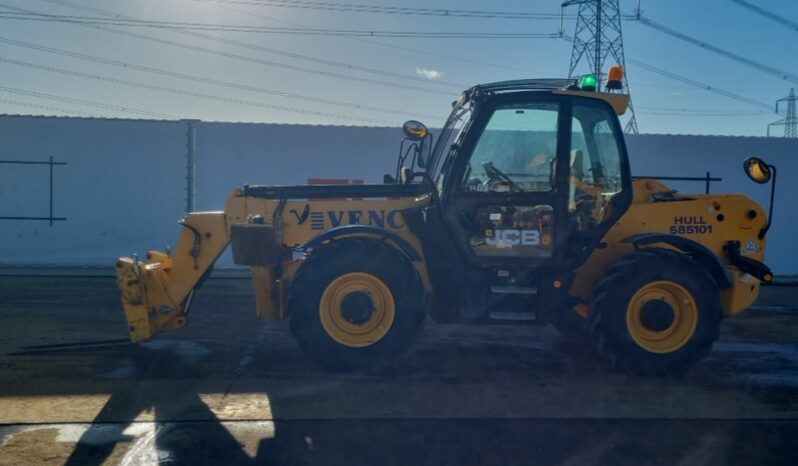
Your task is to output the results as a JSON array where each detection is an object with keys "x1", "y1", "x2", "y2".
[{"x1": 569, "y1": 103, "x2": 625, "y2": 224}]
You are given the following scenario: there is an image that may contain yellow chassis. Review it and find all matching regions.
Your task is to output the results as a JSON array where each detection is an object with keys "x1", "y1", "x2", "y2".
[{"x1": 117, "y1": 180, "x2": 768, "y2": 343}]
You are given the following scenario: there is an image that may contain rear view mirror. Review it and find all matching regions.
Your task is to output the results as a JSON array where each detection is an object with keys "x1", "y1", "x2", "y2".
[
  {"x1": 402, "y1": 120, "x2": 429, "y2": 141},
  {"x1": 743, "y1": 157, "x2": 772, "y2": 184},
  {"x1": 742, "y1": 157, "x2": 777, "y2": 239}
]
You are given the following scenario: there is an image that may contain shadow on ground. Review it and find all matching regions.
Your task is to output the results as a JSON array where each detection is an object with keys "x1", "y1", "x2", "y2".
[{"x1": 1, "y1": 276, "x2": 797, "y2": 465}]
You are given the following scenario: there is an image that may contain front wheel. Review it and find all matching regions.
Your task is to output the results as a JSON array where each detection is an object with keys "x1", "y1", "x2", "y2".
[
  {"x1": 286, "y1": 238, "x2": 426, "y2": 372},
  {"x1": 590, "y1": 248, "x2": 721, "y2": 375}
]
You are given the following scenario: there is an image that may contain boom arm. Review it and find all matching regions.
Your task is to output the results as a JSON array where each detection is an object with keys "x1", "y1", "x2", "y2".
[{"x1": 115, "y1": 212, "x2": 230, "y2": 342}]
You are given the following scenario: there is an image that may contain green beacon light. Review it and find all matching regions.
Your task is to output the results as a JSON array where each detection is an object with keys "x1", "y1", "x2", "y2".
[{"x1": 580, "y1": 74, "x2": 597, "y2": 92}]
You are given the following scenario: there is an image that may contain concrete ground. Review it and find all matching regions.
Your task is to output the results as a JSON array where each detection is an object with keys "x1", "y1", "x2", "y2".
[{"x1": 0, "y1": 276, "x2": 797, "y2": 465}]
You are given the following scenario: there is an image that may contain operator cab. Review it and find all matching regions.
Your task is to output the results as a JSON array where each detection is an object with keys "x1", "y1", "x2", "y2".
[{"x1": 400, "y1": 72, "x2": 634, "y2": 323}]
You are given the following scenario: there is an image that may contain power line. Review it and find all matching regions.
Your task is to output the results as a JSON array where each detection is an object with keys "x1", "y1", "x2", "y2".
[
  {"x1": 561, "y1": 34, "x2": 787, "y2": 121},
  {"x1": 0, "y1": 2, "x2": 454, "y2": 96},
  {"x1": 0, "y1": 36, "x2": 442, "y2": 119},
  {"x1": 637, "y1": 106, "x2": 770, "y2": 115},
  {"x1": 191, "y1": 0, "x2": 575, "y2": 20},
  {"x1": 637, "y1": 109, "x2": 771, "y2": 117},
  {"x1": 225, "y1": 1, "x2": 795, "y2": 113},
  {"x1": 215, "y1": 1, "x2": 769, "y2": 124},
  {"x1": 731, "y1": 0, "x2": 798, "y2": 33},
  {"x1": 0, "y1": 86, "x2": 180, "y2": 119},
  {"x1": 635, "y1": 15, "x2": 798, "y2": 85},
  {"x1": 0, "y1": 37, "x2": 444, "y2": 123},
  {"x1": 0, "y1": 97, "x2": 96, "y2": 117},
  {"x1": 640, "y1": 112, "x2": 769, "y2": 117},
  {"x1": 54, "y1": 0, "x2": 775, "y2": 122},
  {"x1": 38, "y1": 0, "x2": 461, "y2": 89},
  {"x1": 25, "y1": 0, "x2": 779, "y2": 126},
  {"x1": 626, "y1": 57, "x2": 778, "y2": 112},
  {"x1": 43, "y1": 0, "x2": 562, "y2": 85},
  {"x1": 202, "y1": 1, "x2": 779, "y2": 123},
  {"x1": 212, "y1": 1, "x2": 560, "y2": 76},
  {"x1": 0, "y1": 11, "x2": 563, "y2": 38},
  {"x1": 0, "y1": 55, "x2": 444, "y2": 125},
  {"x1": 41, "y1": 0, "x2": 771, "y2": 125}
]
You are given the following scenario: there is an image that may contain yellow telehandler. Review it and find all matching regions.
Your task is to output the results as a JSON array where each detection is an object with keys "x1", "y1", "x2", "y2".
[{"x1": 116, "y1": 68, "x2": 776, "y2": 374}]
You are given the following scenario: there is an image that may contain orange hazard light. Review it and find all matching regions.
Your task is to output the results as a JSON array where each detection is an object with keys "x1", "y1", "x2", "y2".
[{"x1": 607, "y1": 66, "x2": 624, "y2": 90}]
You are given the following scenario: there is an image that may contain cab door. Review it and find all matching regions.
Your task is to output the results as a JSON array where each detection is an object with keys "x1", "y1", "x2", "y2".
[
  {"x1": 440, "y1": 96, "x2": 571, "y2": 267},
  {"x1": 564, "y1": 97, "x2": 633, "y2": 265}
]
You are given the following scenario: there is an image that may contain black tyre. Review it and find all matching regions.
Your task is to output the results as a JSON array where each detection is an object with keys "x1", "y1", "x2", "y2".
[
  {"x1": 589, "y1": 248, "x2": 721, "y2": 375},
  {"x1": 287, "y1": 237, "x2": 426, "y2": 372}
]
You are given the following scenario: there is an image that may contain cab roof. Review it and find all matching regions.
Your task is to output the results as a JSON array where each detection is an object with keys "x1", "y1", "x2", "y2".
[
  {"x1": 458, "y1": 78, "x2": 630, "y2": 116},
  {"x1": 469, "y1": 78, "x2": 580, "y2": 94}
]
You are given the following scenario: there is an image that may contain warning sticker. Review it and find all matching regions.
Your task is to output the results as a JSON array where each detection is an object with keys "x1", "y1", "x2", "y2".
[{"x1": 743, "y1": 238, "x2": 760, "y2": 254}]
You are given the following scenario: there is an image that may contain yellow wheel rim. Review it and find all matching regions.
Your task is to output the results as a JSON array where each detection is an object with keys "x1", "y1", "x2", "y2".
[
  {"x1": 319, "y1": 272, "x2": 396, "y2": 348},
  {"x1": 626, "y1": 280, "x2": 698, "y2": 354}
]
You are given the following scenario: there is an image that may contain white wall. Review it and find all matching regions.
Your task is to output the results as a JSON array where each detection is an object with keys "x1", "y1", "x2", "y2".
[
  {"x1": 0, "y1": 116, "x2": 188, "y2": 264},
  {"x1": 195, "y1": 122, "x2": 402, "y2": 211},
  {"x1": 1, "y1": 114, "x2": 796, "y2": 274}
]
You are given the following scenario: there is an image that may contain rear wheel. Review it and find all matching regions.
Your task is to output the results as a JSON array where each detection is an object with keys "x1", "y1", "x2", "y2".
[
  {"x1": 287, "y1": 238, "x2": 426, "y2": 372},
  {"x1": 590, "y1": 248, "x2": 721, "y2": 375}
]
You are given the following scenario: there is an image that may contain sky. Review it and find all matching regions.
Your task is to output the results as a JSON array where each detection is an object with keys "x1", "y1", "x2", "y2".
[{"x1": 0, "y1": 0, "x2": 796, "y2": 136}]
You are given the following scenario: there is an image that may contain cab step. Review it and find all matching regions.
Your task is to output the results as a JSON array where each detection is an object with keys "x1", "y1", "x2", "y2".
[
  {"x1": 490, "y1": 285, "x2": 538, "y2": 295},
  {"x1": 488, "y1": 311, "x2": 535, "y2": 321}
]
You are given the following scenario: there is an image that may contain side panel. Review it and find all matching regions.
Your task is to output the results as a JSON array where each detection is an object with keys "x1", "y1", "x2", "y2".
[
  {"x1": 225, "y1": 193, "x2": 434, "y2": 293},
  {"x1": 571, "y1": 183, "x2": 767, "y2": 317}
]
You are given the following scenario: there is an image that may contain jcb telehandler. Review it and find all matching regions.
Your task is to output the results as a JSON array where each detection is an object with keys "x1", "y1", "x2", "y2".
[{"x1": 116, "y1": 68, "x2": 777, "y2": 374}]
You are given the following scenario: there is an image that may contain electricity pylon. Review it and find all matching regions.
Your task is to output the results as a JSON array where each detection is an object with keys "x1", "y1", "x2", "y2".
[
  {"x1": 768, "y1": 88, "x2": 797, "y2": 138},
  {"x1": 562, "y1": 0, "x2": 639, "y2": 133}
]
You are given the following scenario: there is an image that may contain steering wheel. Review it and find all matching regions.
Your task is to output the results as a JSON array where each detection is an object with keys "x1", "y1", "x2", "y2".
[{"x1": 481, "y1": 161, "x2": 521, "y2": 192}]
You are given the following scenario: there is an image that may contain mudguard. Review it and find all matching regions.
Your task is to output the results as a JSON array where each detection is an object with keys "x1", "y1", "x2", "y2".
[
  {"x1": 621, "y1": 233, "x2": 733, "y2": 289},
  {"x1": 302, "y1": 224, "x2": 422, "y2": 262}
]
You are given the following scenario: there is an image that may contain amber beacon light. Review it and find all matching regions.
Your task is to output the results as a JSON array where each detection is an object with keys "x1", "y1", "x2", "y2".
[{"x1": 606, "y1": 66, "x2": 624, "y2": 90}]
